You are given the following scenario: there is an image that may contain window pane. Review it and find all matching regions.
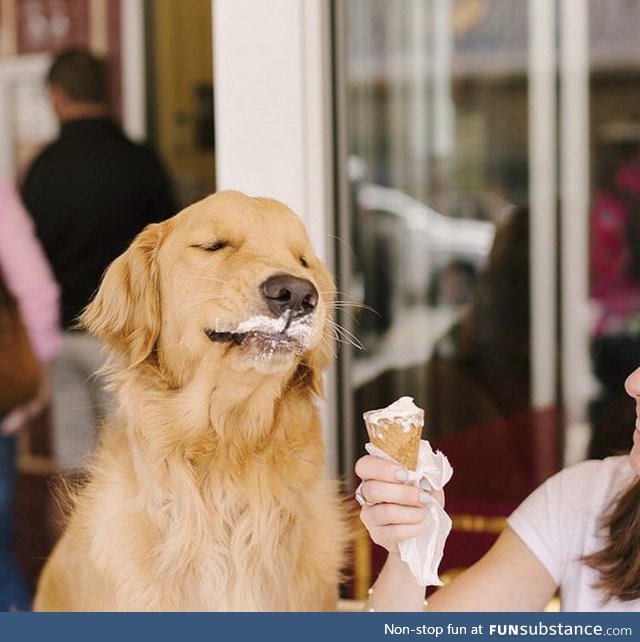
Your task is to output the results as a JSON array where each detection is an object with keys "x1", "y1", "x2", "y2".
[{"x1": 337, "y1": 0, "x2": 544, "y2": 583}]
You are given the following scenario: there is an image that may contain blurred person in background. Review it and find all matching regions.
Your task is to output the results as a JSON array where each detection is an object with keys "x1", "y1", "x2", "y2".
[
  {"x1": 426, "y1": 206, "x2": 530, "y2": 441},
  {"x1": 22, "y1": 48, "x2": 176, "y2": 472},
  {"x1": 0, "y1": 176, "x2": 61, "y2": 611}
]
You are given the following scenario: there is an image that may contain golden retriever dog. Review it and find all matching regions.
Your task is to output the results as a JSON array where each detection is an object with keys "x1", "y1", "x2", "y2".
[{"x1": 34, "y1": 191, "x2": 348, "y2": 611}]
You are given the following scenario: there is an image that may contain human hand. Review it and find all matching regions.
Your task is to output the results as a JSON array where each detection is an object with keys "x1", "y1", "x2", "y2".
[{"x1": 354, "y1": 454, "x2": 444, "y2": 554}]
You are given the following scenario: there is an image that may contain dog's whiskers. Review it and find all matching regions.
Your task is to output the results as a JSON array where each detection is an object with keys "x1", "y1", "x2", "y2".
[
  {"x1": 323, "y1": 328, "x2": 356, "y2": 350},
  {"x1": 329, "y1": 300, "x2": 379, "y2": 314},
  {"x1": 328, "y1": 308, "x2": 360, "y2": 325},
  {"x1": 318, "y1": 288, "x2": 368, "y2": 300},
  {"x1": 318, "y1": 334, "x2": 338, "y2": 359},
  {"x1": 325, "y1": 320, "x2": 364, "y2": 351}
]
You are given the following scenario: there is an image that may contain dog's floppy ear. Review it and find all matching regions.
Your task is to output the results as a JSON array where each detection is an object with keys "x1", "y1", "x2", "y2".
[{"x1": 79, "y1": 223, "x2": 165, "y2": 366}]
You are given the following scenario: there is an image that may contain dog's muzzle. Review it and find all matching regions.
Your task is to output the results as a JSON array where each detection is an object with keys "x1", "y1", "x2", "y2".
[{"x1": 204, "y1": 312, "x2": 315, "y2": 355}]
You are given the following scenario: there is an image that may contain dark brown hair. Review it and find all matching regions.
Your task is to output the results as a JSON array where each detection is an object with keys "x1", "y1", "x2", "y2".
[
  {"x1": 47, "y1": 48, "x2": 108, "y2": 103},
  {"x1": 582, "y1": 476, "x2": 640, "y2": 602}
]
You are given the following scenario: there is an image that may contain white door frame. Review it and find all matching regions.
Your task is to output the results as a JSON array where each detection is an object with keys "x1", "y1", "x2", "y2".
[
  {"x1": 560, "y1": 0, "x2": 591, "y2": 465},
  {"x1": 528, "y1": 0, "x2": 557, "y2": 415}
]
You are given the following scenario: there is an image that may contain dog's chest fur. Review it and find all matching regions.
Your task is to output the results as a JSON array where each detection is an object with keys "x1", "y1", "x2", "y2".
[{"x1": 82, "y1": 429, "x2": 345, "y2": 612}]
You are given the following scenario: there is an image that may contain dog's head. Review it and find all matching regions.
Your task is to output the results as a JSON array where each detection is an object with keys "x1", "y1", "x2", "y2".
[{"x1": 81, "y1": 191, "x2": 335, "y2": 393}]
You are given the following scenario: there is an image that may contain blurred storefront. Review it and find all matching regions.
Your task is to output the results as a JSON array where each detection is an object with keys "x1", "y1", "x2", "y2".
[{"x1": 0, "y1": 0, "x2": 214, "y2": 202}]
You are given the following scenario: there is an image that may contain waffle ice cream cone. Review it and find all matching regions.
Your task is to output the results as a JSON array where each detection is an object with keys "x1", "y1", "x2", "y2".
[{"x1": 363, "y1": 397, "x2": 424, "y2": 470}]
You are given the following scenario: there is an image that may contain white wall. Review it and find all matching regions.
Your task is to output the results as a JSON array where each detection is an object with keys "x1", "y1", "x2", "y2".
[{"x1": 213, "y1": 0, "x2": 333, "y2": 258}]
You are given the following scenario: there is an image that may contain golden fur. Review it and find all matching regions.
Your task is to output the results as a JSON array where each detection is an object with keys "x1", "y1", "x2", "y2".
[{"x1": 34, "y1": 191, "x2": 349, "y2": 611}]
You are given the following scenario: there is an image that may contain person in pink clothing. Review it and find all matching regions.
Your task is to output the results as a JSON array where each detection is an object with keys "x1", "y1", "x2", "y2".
[{"x1": 0, "y1": 175, "x2": 61, "y2": 611}]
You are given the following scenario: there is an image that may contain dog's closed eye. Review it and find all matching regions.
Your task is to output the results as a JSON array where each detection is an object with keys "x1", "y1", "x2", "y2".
[{"x1": 193, "y1": 241, "x2": 229, "y2": 252}]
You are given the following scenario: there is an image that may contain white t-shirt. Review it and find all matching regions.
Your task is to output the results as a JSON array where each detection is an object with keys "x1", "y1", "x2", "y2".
[{"x1": 507, "y1": 456, "x2": 639, "y2": 611}]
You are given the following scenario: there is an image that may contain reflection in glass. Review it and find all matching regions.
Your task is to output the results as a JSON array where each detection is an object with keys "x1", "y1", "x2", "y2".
[
  {"x1": 338, "y1": 0, "x2": 537, "y2": 584},
  {"x1": 343, "y1": 4, "x2": 532, "y2": 457}
]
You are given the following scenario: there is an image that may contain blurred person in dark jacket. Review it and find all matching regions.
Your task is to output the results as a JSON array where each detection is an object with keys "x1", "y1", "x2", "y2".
[{"x1": 22, "y1": 48, "x2": 176, "y2": 472}]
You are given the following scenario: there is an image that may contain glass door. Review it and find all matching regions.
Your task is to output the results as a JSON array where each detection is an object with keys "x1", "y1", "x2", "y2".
[
  {"x1": 334, "y1": 0, "x2": 544, "y2": 590},
  {"x1": 333, "y1": 0, "x2": 640, "y2": 594}
]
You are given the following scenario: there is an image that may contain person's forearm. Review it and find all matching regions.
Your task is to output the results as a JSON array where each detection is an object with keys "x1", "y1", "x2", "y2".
[{"x1": 366, "y1": 552, "x2": 426, "y2": 612}]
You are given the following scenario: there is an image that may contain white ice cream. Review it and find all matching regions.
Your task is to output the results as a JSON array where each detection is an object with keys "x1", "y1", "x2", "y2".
[{"x1": 363, "y1": 396, "x2": 424, "y2": 433}]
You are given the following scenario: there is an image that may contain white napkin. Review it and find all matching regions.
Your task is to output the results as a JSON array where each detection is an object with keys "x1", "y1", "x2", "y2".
[{"x1": 365, "y1": 439, "x2": 453, "y2": 587}]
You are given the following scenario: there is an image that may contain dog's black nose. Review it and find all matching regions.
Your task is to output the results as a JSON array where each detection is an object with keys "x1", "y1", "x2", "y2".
[{"x1": 261, "y1": 274, "x2": 319, "y2": 318}]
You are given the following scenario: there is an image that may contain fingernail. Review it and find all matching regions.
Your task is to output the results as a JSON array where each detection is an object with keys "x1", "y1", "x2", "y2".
[
  {"x1": 419, "y1": 492, "x2": 433, "y2": 505},
  {"x1": 419, "y1": 477, "x2": 432, "y2": 491},
  {"x1": 395, "y1": 469, "x2": 409, "y2": 482}
]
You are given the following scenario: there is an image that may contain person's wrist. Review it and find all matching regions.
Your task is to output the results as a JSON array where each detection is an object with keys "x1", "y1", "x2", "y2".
[
  {"x1": 365, "y1": 584, "x2": 428, "y2": 612},
  {"x1": 385, "y1": 548, "x2": 426, "y2": 588}
]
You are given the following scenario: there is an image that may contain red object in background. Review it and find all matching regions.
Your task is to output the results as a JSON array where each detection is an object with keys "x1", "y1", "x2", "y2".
[
  {"x1": 16, "y1": 0, "x2": 89, "y2": 54},
  {"x1": 435, "y1": 406, "x2": 559, "y2": 571},
  {"x1": 438, "y1": 498, "x2": 517, "y2": 571},
  {"x1": 433, "y1": 406, "x2": 559, "y2": 503}
]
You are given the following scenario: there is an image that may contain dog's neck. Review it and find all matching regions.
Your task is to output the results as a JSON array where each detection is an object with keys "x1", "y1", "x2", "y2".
[
  {"x1": 182, "y1": 359, "x2": 291, "y2": 441},
  {"x1": 107, "y1": 356, "x2": 324, "y2": 518},
  {"x1": 114, "y1": 357, "x2": 303, "y2": 465}
]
